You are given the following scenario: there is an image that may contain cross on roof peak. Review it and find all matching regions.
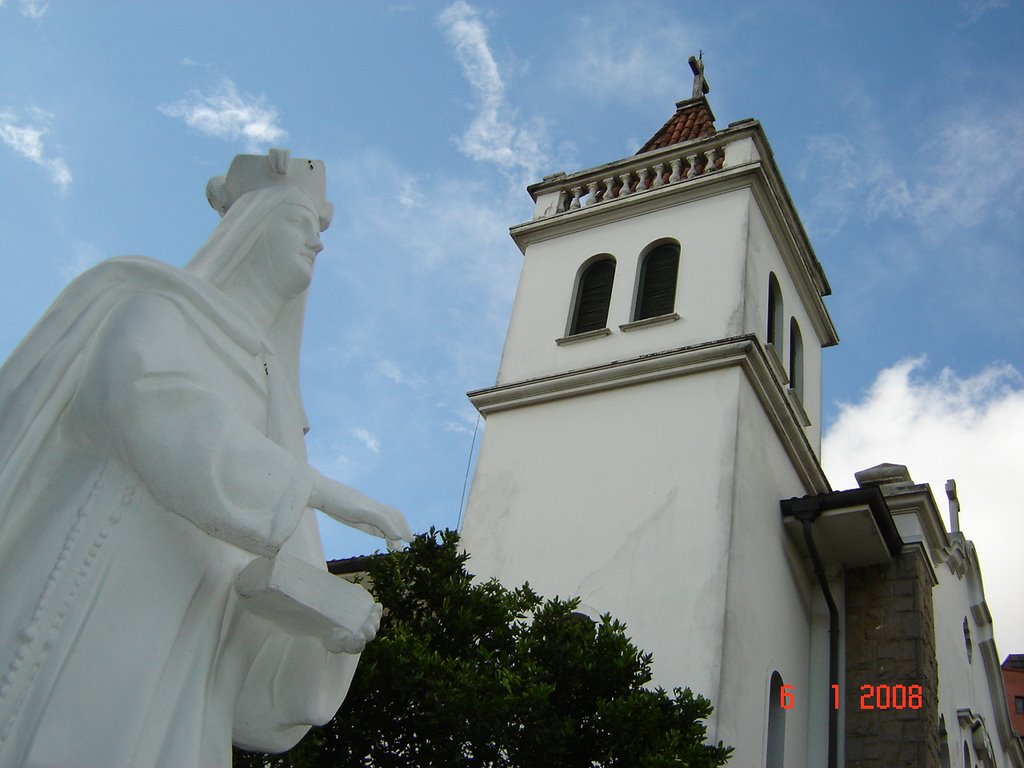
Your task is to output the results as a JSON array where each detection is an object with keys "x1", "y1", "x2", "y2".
[{"x1": 689, "y1": 52, "x2": 710, "y2": 99}]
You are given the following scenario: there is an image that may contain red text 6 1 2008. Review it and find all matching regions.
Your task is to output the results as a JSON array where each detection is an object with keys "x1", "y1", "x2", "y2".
[{"x1": 780, "y1": 684, "x2": 924, "y2": 710}]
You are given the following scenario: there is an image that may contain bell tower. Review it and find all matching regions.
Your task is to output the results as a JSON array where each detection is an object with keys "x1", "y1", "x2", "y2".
[{"x1": 459, "y1": 58, "x2": 838, "y2": 763}]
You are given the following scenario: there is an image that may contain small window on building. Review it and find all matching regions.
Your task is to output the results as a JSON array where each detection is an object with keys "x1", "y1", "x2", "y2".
[
  {"x1": 789, "y1": 318, "x2": 804, "y2": 400},
  {"x1": 634, "y1": 242, "x2": 680, "y2": 321},
  {"x1": 963, "y1": 617, "x2": 973, "y2": 663},
  {"x1": 1015, "y1": 696, "x2": 1024, "y2": 715},
  {"x1": 766, "y1": 671, "x2": 786, "y2": 768},
  {"x1": 767, "y1": 273, "x2": 784, "y2": 350},
  {"x1": 570, "y1": 257, "x2": 616, "y2": 335}
]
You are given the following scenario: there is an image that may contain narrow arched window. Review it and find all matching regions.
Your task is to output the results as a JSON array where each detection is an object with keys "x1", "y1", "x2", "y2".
[
  {"x1": 766, "y1": 671, "x2": 786, "y2": 768},
  {"x1": 634, "y1": 242, "x2": 679, "y2": 321},
  {"x1": 789, "y1": 318, "x2": 804, "y2": 400},
  {"x1": 571, "y1": 257, "x2": 615, "y2": 335},
  {"x1": 767, "y1": 273, "x2": 784, "y2": 349}
]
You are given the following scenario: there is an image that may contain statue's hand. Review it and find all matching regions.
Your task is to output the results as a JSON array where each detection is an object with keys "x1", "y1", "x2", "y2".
[
  {"x1": 307, "y1": 469, "x2": 413, "y2": 549},
  {"x1": 324, "y1": 600, "x2": 382, "y2": 654}
]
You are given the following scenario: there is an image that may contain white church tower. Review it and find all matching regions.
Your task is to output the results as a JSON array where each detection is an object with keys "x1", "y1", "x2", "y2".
[{"x1": 459, "y1": 58, "x2": 839, "y2": 764}]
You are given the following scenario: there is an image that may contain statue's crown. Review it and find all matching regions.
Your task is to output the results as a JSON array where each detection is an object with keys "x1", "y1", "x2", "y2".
[{"x1": 206, "y1": 148, "x2": 333, "y2": 230}]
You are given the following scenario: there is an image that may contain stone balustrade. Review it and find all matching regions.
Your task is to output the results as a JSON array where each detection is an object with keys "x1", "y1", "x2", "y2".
[{"x1": 530, "y1": 132, "x2": 758, "y2": 221}]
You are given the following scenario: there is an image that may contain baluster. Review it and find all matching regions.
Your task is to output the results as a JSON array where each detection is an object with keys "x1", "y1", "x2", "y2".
[
  {"x1": 652, "y1": 163, "x2": 665, "y2": 187},
  {"x1": 636, "y1": 167, "x2": 650, "y2": 192},
  {"x1": 686, "y1": 153, "x2": 699, "y2": 178},
  {"x1": 669, "y1": 158, "x2": 683, "y2": 183},
  {"x1": 555, "y1": 189, "x2": 568, "y2": 214},
  {"x1": 619, "y1": 172, "x2": 633, "y2": 196},
  {"x1": 704, "y1": 147, "x2": 719, "y2": 174},
  {"x1": 603, "y1": 176, "x2": 617, "y2": 199},
  {"x1": 586, "y1": 180, "x2": 600, "y2": 206},
  {"x1": 569, "y1": 186, "x2": 583, "y2": 210}
]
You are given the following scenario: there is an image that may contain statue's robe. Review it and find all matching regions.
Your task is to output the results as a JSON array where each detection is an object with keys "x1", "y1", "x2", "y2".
[{"x1": 0, "y1": 259, "x2": 358, "y2": 767}]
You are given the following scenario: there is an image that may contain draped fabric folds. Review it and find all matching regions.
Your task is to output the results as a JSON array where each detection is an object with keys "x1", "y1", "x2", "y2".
[{"x1": 0, "y1": 188, "x2": 359, "y2": 767}]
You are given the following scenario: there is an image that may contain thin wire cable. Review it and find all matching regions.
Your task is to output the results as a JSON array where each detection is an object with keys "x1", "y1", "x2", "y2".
[{"x1": 456, "y1": 414, "x2": 481, "y2": 530}]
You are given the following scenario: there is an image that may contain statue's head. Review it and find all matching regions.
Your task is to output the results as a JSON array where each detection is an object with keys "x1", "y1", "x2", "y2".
[
  {"x1": 205, "y1": 148, "x2": 333, "y2": 232},
  {"x1": 184, "y1": 150, "x2": 335, "y2": 406},
  {"x1": 187, "y1": 149, "x2": 334, "y2": 296}
]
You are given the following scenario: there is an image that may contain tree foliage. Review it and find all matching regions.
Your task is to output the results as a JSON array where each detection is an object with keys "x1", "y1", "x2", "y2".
[{"x1": 235, "y1": 529, "x2": 732, "y2": 767}]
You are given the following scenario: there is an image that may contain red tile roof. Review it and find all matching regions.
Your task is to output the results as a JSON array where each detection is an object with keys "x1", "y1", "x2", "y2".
[{"x1": 637, "y1": 96, "x2": 716, "y2": 155}]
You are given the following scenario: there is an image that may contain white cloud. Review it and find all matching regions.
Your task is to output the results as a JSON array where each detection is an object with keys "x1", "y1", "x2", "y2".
[
  {"x1": 910, "y1": 110, "x2": 1024, "y2": 231},
  {"x1": 17, "y1": 0, "x2": 48, "y2": 18},
  {"x1": 158, "y1": 78, "x2": 286, "y2": 151},
  {"x1": 0, "y1": 107, "x2": 72, "y2": 192},
  {"x1": 957, "y1": 0, "x2": 1009, "y2": 24},
  {"x1": 351, "y1": 427, "x2": 382, "y2": 456},
  {"x1": 823, "y1": 357, "x2": 1024, "y2": 654},
  {"x1": 378, "y1": 358, "x2": 424, "y2": 388},
  {"x1": 799, "y1": 99, "x2": 1024, "y2": 240},
  {"x1": 798, "y1": 133, "x2": 913, "y2": 238},
  {"x1": 60, "y1": 242, "x2": 103, "y2": 281},
  {"x1": 438, "y1": 1, "x2": 549, "y2": 179},
  {"x1": 562, "y1": 11, "x2": 696, "y2": 105}
]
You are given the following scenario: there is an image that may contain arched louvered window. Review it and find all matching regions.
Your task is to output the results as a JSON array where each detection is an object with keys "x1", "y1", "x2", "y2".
[
  {"x1": 634, "y1": 242, "x2": 680, "y2": 321},
  {"x1": 570, "y1": 257, "x2": 615, "y2": 335},
  {"x1": 766, "y1": 671, "x2": 786, "y2": 768},
  {"x1": 768, "y1": 273, "x2": 784, "y2": 349},
  {"x1": 789, "y1": 318, "x2": 804, "y2": 400}
]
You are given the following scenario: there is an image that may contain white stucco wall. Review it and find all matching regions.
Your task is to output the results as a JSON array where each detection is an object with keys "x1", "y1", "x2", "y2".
[
  {"x1": 461, "y1": 369, "x2": 744, "y2": 706},
  {"x1": 742, "y1": 198, "x2": 825, "y2": 453},
  {"x1": 496, "y1": 190, "x2": 751, "y2": 386},
  {"x1": 494, "y1": 186, "x2": 825, "y2": 454},
  {"x1": 713, "y1": 375, "x2": 827, "y2": 766},
  {"x1": 931, "y1": 538, "x2": 1020, "y2": 766},
  {"x1": 461, "y1": 363, "x2": 830, "y2": 764}
]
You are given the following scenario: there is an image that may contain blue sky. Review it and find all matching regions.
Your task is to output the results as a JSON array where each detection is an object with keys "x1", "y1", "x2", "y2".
[{"x1": 1, "y1": 2, "x2": 1021, "y2": 654}]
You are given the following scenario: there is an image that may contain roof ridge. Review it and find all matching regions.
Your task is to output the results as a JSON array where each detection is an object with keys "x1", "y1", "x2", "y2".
[{"x1": 636, "y1": 95, "x2": 717, "y2": 155}]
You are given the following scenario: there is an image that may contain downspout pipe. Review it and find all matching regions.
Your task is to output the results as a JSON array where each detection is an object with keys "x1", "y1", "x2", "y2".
[
  {"x1": 780, "y1": 496, "x2": 840, "y2": 768},
  {"x1": 780, "y1": 487, "x2": 900, "y2": 768},
  {"x1": 790, "y1": 502, "x2": 839, "y2": 768}
]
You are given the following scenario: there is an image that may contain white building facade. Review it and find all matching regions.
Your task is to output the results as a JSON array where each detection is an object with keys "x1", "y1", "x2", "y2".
[{"x1": 458, "y1": 76, "x2": 1023, "y2": 767}]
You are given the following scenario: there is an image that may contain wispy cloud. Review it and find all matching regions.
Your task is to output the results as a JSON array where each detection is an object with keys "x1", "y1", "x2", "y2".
[
  {"x1": 957, "y1": 0, "x2": 1009, "y2": 24},
  {"x1": 0, "y1": 107, "x2": 72, "y2": 192},
  {"x1": 910, "y1": 109, "x2": 1024, "y2": 230},
  {"x1": 158, "y1": 78, "x2": 286, "y2": 151},
  {"x1": 438, "y1": 1, "x2": 549, "y2": 179},
  {"x1": 378, "y1": 358, "x2": 424, "y2": 388},
  {"x1": 5, "y1": 0, "x2": 50, "y2": 18},
  {"x1": 799, "y1": 98, "x2": 1024, "y2": 240},
  {"x1": 60, "y1": 242, "x2": 103, "y2": 281},
  {"x1": 562, "y1": 10, "x2": 697, "y2": 106},
  {"x1": 798, "y1": 134, "x2": 912, "y2": 238},
  {"x1": 351, "y1": 427, "x2": 382, "y2": 456},
  {"x1": 823, "y1": 357, "x2": 1024, "y2": 654}
]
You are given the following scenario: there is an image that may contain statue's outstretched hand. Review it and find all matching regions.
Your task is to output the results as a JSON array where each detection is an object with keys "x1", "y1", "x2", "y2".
[{"x1": 307, "y1": 469, "x2": 413, "y2": 551}]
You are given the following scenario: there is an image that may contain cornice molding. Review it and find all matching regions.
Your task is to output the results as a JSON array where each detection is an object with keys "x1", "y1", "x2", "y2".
[{"x1": 468, "y1": 334, "x2": 830, "y2": 494}]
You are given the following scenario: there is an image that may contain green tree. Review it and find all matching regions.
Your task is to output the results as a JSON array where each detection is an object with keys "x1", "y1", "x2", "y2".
[{"x1": 235, "y1": 529, "x2": 732, "y2": 767}]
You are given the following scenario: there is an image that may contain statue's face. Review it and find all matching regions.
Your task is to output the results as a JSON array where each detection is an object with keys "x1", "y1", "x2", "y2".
[{"x1": 260, "y1": 201, "x2": 323, "y2": 297}]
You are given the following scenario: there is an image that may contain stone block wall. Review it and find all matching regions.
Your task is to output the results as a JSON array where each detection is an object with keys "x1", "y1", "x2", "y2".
[{"x1": 844, "y1": 547, "x2": 940, "y2": 767}]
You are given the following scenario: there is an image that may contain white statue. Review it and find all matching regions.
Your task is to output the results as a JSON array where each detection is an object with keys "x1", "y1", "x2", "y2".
[{"x1": 0, "y1": 150, "x2": 413, "y2": 767}]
